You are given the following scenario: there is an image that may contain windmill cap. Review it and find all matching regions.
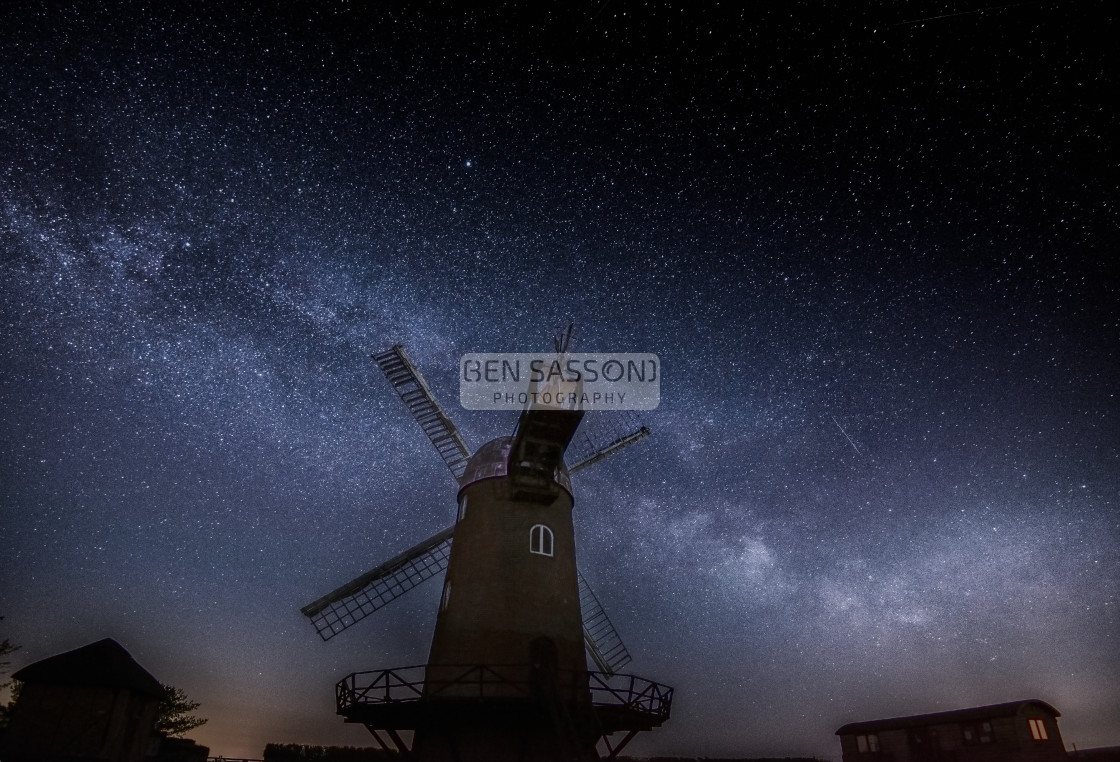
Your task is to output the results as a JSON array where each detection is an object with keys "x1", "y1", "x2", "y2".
[{"x1": 458, "y1": 436, "x2": 573, "y2": 499}]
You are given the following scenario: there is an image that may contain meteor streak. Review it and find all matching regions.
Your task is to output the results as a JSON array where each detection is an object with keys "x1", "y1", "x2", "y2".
[{"x1": 832, "y1": 415, "x2": 862, "y2": 456}]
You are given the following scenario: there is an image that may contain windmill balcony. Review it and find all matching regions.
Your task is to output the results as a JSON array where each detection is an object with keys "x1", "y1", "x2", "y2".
[{"x1": 336, "y1": 664, "x2": 673, "y2": 734}]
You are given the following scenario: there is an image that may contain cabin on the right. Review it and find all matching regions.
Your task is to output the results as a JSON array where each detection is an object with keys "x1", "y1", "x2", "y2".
[{"x1": 835, "y1": 699, "x2": 1066, "y2": 761}]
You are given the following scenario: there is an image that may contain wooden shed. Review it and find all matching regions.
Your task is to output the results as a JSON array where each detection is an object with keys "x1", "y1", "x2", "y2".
[
  {"x1": 1, "y1": 638, "x2": 163, "y2": 762},
  {"x1": 835, "y1": 699, "x2": 1066, "y2": 761}
]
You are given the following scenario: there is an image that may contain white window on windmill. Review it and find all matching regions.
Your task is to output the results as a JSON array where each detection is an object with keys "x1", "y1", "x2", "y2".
[
  {"x1": 457, "y1": 496, "x2": 468, "y2": 522},
  {"x1": 440, "y1": 580, "x2": 451, "y2": 612},
  {"x1": 529, "y1": 524, "x2": 554, "y2": 557}
]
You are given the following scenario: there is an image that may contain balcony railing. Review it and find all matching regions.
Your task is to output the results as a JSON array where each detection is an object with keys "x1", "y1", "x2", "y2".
[
  {"x1": 336, "y1": 664, "x2": 672, "y2": 724},
  {"x1": 586, "y1": 670, "x2": 672, "y2": 719}
]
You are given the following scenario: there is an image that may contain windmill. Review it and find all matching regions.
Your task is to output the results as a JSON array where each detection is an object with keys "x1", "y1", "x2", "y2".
[{"x1": 301, "y1": 333, "x2": 672, "y2": 761}]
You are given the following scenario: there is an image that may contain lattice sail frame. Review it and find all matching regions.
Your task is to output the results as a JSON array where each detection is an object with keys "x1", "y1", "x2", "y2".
[
  {"x1": 301, "y1": 527, "x2": 454, "y2": 640},
  {"x1": 372, "y1": 345, "x2": 471, "y2": 480},
  {"x1": 578, "y1": 568, "x2": 632, "y2": 674}
]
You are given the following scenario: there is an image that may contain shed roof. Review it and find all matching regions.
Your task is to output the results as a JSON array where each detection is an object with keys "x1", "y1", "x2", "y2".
[
  {"x1": 836, "y1": 699, "x2": 1060, "y2": 735},
  {"x1": 12, "y1": 638, "x2": 164, "y2": 698}
]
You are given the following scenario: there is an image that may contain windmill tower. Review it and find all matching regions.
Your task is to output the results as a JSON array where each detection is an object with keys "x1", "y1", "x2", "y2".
[{"x1": 301, "y1": 332, "x2": 671, "y2": 761}]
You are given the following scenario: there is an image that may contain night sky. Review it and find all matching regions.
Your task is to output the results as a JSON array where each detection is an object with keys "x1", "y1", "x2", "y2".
[{"x1": 1, "y1": 2, "x2": 1116, "y2": 759}]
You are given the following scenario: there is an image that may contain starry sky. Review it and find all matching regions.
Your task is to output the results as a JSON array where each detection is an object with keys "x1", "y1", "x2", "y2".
[{"x1": 1, "y1": 2, "x2": 1116, "y2": 759}]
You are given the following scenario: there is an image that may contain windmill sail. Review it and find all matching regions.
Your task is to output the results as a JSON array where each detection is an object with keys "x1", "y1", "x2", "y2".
[
  {"x1": 568, "y1": 425, "x2": 651, "y2": 473},
  {"x1": 577, "y1": 568, "x2": 632, "y2": 675},
  {"x1": 372, "y1": 345, "x2": 471, "y2": 480},
  {"x1": 301, "y1": 527, "x2": 454, "y2": 640},
  {"x1": 566, "y1": 407, "x2": 652, "y2": 474}
]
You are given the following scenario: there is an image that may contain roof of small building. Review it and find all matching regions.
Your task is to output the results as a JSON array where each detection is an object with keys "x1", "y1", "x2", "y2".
[
  {"x1": 12, "y1": 637, "x2": 164, "y2": 698},
  {"x1": 835, "y1": 699, "x2": 1060, "y2": 735}
]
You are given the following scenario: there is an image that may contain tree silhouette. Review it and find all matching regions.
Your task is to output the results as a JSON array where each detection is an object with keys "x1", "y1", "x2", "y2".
[
  {"x1": 155, "y1": 682, "x2": 207, "y2": 737},
  {"x1": 0, "y1": 615, "x2": 19, "y2": 727},
  {"x1": 0, "y1": 616, "x2": 17, "y2": 685}
]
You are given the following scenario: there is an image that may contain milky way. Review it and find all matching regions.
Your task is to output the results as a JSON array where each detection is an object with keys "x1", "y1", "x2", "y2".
[{"x1": 1, "y1": 3, "x2": 1116, "y2": 759}]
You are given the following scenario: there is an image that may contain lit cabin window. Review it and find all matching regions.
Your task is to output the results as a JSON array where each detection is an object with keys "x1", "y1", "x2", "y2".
[
  {"x1": 856, "y1": 734, "x2": 879, "y2": 753},
  {"x1": 1028, "y1": 718, "x2": 1049, "y2": 741},
  {"x1": 529, "y1": 524, "x2": 554, "y2": 557}
]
